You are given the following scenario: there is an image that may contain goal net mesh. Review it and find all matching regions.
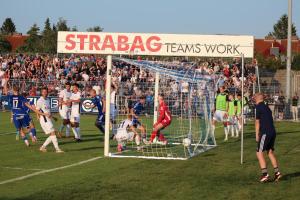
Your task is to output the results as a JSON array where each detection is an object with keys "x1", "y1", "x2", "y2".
[{"x1": 108, "y1": 58, "x2": 217, "y2": 160}]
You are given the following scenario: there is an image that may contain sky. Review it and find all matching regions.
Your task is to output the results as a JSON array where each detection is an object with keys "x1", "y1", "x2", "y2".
[{"x1": 0, "y1": 0, "x2": 299, "y2": 38}]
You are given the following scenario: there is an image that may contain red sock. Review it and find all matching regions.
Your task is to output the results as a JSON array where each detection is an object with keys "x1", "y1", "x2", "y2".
[
  {"x1": 150, "y1": 130, "x2": 158, "y2": 142},
  {"x1": 158, "y1": 133, "x2": 166, "y2": 141}
]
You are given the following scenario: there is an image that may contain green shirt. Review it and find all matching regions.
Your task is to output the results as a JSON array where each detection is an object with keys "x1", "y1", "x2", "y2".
[
  {"x1": 236, "y1": 99, "x2": 242, "y2": 115},
  {"x1": 228, "y1": 100, "x2": 237, "y2": 116},
  {"x1": 216, "y1": 93, "x2": 227, "y2": 111}
]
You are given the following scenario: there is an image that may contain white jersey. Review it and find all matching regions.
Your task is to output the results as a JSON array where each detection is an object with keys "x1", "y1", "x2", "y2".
[
  {"x1": 116, "y1": 119, "x2": 134, "y2": 143},
  {"x1": 59, "y1": 89, "x2": 71, "y2": 110},
  {"x1": 70, "y1": 91, "x2": 81, "y2": 116},
  {"x1": 36, "y1": 97, "x2": 51, "y2": 115},
  {"x1": 117, "y1": 119, "x2": 133, "y2": 132},
  {"x1": 36, "y1": 96, "x2": 55, "y2": 134}
]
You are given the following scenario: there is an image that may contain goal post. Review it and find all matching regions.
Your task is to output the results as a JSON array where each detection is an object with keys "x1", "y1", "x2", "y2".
[{"x1": 56, "y1": 31, "x2": 254, "y2": 160}]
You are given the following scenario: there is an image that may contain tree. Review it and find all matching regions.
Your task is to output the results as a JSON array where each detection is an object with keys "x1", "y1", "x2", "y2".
[
  {"x1": 0, "y1": 35, "x2": 11, "y2": 52},
  {"x1": 41, "y1": 18, "x2": 57, "y2": 53},
  {"x1": 86, "y1": 26, "x2": 103, "y2": 32},
  {"x1": 18, "y1": 23, "x2": 41, "y2": 53},
  {"x1": 56, "y1": 17, "x2": 70, "y2": 31},
  {"x1": 0, "y1": 18, "x2": 16, "y2": 35},
  {"x1": 267, "y1": 14, "x2": 297, "y2": 39},
  {"x1": 292, "y1": 54, "x2": 300, "y2": 70},
  {"x1": 71, "y1": 26, "x2": 78, "y2": 31}
]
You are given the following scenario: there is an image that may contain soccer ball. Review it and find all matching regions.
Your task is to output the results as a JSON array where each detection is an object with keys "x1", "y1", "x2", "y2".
[{"x1": 182, "y1": 138, "x2": 191, "y2": 147}]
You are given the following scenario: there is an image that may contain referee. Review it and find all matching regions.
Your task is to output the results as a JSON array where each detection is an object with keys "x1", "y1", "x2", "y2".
[{"x1": 254, "y1": 93, "x2": 282, "y2": 183}]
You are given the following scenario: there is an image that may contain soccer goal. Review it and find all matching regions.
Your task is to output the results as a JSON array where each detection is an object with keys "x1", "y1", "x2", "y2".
[{"x1": 106, "y1": 58, "x2": 217, "y2": 160}]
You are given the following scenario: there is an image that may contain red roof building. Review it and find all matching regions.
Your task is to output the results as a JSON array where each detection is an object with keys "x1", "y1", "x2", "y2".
[{"x1": 5, "y1": 34, "x2": 28, "y2": 51}]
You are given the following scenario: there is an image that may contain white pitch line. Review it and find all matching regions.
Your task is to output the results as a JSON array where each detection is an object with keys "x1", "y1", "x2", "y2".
[
  {"x1": 1, "y1": 166, "x2": 44, "y2": 171},
  {"x1": 0, "y1": 156, "x2": 102, "y2": 185},
  {"x1": 0, "y1": 132, "x2": 15, "y2": 136}
]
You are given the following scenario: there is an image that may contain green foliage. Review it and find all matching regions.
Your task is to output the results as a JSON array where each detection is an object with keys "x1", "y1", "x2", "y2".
[
  {"x1": 40, "y1": 18, "x2": 57, "y2": 53},
  {"x1": 17, "y1": 23, "x2": 41, "y2": 53},
  {"x1": 56, "y1": 17, "x2": 70, "y2": 31},
  {"x1": 86, "y1": 26, "x2": 103, "y2": 32},
  {"x1": 0, "y1": 18, "x2": 16, "y2": 35},
  {"x1": 255, "y1": 53, "x2": 284, "y2": 70},
  {"x1": 292, "y1": 54, "x2": 300, "y2": 70},
  {"x1": 268, "y1": 14, "x2": 297, "y2": 39},
  {"x1": 0, "y1": 35, "x2": 12, "y2": 52}
]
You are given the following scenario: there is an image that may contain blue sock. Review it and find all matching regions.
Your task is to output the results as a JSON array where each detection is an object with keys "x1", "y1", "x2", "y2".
[{"x1": 31, "y1": 128, "x2": 37, "y2": 137}]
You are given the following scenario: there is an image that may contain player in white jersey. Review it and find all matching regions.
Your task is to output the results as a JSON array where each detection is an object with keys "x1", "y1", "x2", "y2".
[
  {"x1": 37, "y1": 87, "x2": 63, "y2": 153},
  {"x1": 68, "y1": 83, "x2": 82, "y2": 142},
  {"x1": 58, "y1": 82, "x2": 72, "y2": 137},
  {"x1": 115, "y1": 115, "x2": 141, "y2": 152}
]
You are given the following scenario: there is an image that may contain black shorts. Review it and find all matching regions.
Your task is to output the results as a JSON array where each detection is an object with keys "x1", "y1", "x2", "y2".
[{"x1": 256, "y1": 134, "x2": 276, "y2": 152}]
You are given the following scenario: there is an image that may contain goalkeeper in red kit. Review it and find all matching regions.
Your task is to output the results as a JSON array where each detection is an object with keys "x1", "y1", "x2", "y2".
[{"x1": 149, "y1": 94, "x2": 172, "y2": 145}]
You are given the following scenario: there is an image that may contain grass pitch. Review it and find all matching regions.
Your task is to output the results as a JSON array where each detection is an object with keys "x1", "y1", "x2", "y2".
[{"x1": 0, "y1": 112, "x2": 300, "y2": 200}]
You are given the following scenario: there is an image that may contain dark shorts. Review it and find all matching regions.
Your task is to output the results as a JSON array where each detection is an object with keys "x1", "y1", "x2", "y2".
[
  {"x1": 132, "y1": 118, "x2": 141, "y2": 128},
  {"x1": 256, "y1": 134, "x2": 276, "y2": 152}
]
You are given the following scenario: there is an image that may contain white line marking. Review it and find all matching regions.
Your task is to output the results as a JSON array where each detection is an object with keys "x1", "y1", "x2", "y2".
[
  {"x1": 1, "y1": 166, "x2": 44, "y2": 171},
  {"x1": 0, "y1": 132, "x2": 15, "y2": 136},
  {"x1": 0, "y1": 156, "x2": 102, "y2": 185}
]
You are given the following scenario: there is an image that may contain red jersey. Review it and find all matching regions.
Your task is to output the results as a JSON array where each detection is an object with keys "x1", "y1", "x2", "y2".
[{"x1": 157, "y1": 101, "x2": 172, "y2": 124}]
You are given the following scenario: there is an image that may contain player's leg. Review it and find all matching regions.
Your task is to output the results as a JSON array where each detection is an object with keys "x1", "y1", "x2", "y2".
[
  {"x1": 234, "y1": 116, "x2": 239, "y2": 137},
  {"x1": 70, "y1": 115, "x2": 81, "y2": 141},
  {"x1": 150, "y1": 123, "x2": 164, "y2": 143},
  {"x1": 267, "y1": 136, "x2": 282, "y2": 181},
  {"x1": 228, "y1": 117, "x2": 234, "y2": 137},
  {"x1": 256, "y1": 134, "x2": 270, "y2": 182},
  {"x1": 40, "y1": 119, "x2": 63, "y2": 153},
  {"x1": 95, "y1": 120, "x2": 105, "y2": 134},
  {"x1": 138, "y1": 125, "x2": 148, "y2": 143},
  {"x1": 14, "y1": 117, "x2": 29, "y2": 146}
]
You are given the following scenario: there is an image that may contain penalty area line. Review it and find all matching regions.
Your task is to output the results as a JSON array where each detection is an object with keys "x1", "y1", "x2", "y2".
[{"x1": 0, "y1": 156, "x2": 102, "y2": 185}]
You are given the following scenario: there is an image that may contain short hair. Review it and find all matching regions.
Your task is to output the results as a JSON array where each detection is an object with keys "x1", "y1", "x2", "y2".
[
  {"x1": 159, "y1": 93, "x2": 164, "y2": 98},
  {"x1": 41, "y1": 87, "x2": 48, "y2": 92},
  {"x1": 140, "y1": 95, "x2": 146, "y2": 100},
  {"x1": 73, "y1": 83, "x2": 79, "y2": 88},
  {"x1": 12, "y1": 85, "x2": 19, "y2": 93},
  {"x1": 65, "y1": 82, "x2": 71, "y2": 86}
]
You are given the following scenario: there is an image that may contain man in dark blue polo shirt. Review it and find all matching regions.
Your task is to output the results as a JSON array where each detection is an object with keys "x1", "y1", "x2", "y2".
[{"x1": 254, "y1": 93, "x2": 282, "y2": 183}]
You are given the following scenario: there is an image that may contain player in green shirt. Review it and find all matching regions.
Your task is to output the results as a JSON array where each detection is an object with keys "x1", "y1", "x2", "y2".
[
  {"x1": 213, "y1": 86, "x2": 229, "y2": 141},
  {"x1": 227, "y1": 94, "x2": 239, "y2": 138}
]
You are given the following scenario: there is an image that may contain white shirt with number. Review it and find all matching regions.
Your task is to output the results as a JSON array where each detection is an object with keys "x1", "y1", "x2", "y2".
[
  {"x1": 116, "y1": 119, "x2": 134, "y2": 142},
  {"x1": 36, "y1": 96, "x2": 55, "y2": 134}
]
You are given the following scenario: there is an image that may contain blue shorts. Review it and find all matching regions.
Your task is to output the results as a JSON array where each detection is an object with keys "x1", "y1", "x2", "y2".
[
  {"x1": 96, "y1": 114, "x2": 105, "y2": 124},
  {"x1": 13, "y1": 115, "x2": 30, "y2": 129},
  {"x1": 132, "y1": 118, "x2": 141, "y2": 128}
]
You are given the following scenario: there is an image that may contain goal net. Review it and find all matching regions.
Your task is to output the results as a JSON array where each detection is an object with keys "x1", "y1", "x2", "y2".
[{"x1": 108, "y1": 58, "x2": 217, "y2": 160}]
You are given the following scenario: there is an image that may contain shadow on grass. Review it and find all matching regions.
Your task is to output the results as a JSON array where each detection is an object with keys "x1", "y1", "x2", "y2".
[
  {"x1": 67, "y1": 146, "x2": 103, "y2": 152},
  {"x1": 281, "y1": 172, "x2": 300, "y2": 181}
]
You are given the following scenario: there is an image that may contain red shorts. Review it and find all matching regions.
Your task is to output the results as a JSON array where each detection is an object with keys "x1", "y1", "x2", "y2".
[{"x1": 161, "y1": 119, "x2": 171, "y2": 127}]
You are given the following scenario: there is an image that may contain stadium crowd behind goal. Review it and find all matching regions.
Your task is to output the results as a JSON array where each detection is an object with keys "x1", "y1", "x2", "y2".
[{"x1": 0, "y1": 53, "x2": 299, "y2": 121}]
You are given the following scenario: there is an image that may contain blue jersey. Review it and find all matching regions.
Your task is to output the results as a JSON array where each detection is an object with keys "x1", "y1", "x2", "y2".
[
  {"x1": 9, "y1": 95, "x2": 28, "y2": 116},
  {"x1": 133, "y1": 102, "x2": 143, "y2": 116},
  {"x1": 23, "y1": 98, "x2": 34, "y2": 114},
  {"x1": 92, "y1": 95, "x2": 104, "y2": 116}
]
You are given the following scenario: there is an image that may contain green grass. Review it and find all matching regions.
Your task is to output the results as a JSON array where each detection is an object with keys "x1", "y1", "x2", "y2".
[{"x1": 0, "y1": 112, "x2": 300, "y2": 200}]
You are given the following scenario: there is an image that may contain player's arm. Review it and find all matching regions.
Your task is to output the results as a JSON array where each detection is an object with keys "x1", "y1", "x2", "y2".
[
  {"x1": 129, "y1": 125, "x2": 138, "y2": 136},
  {"x1": 102, "y1": 98, "x2": 106, "y2": 113},
  {"x1": 255, "y1": 119, "x2": 260, "y2": 142},
  {"x1": 234, "y1": 101, "x2": 238, "y2": 116},
  {"x1": 25, "y1": 103, "x2": 50, "y2": 117},
  {"x1": 130, "y1": 108, "x2": 138, "y2": 119}
]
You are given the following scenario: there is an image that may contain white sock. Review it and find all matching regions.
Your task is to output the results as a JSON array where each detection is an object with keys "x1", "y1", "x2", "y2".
[
  {"x1": 230, "y1": 125, "x2": 234, "y2": 136},
  {"x1": 76, "y1": 127, "x2": 81, "y2": 139},
  {"x1": 66, "y1": 124, "x2": 70, "y2": 137},
  {"x1": 42, "y1": 136, "x2": 52, "y2": 148},
  {"x1": 72, "y1": 127, "x2": 79, "y2": 139},
  {"x1": 24, "y1": 139, "x2": 29, "y2": 146},
  {"x1": 135, "y1": 137, "x2": 140, "y2": 146},
  {"x1": 224, "y1": 127, "x2": 228, "y2": 139},
  {"x1": 50, "y1": 135, "x2": 60, "y2": 150}
]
